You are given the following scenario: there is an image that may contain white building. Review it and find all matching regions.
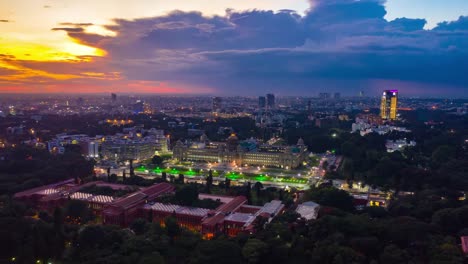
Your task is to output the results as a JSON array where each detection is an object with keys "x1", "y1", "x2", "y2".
[
  {"x1": 386, "y1": 139, "x2": 416, "y2": 153},
  {"x1": 296, "y1": 201, "x2": 320, "y2": 220}
]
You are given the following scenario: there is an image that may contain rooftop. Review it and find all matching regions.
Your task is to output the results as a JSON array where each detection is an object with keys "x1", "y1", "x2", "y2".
[
  {"x1": 70, "y1": 192, "x2": 93, "y2": 200},
  {"x1": 13, "y1": 179, "x2": 75, "y2": 198},
  {"x1": 141, "y1": 183, "x2": 174, "y2": 197},
  {"x1": 90, "y1": 195, "x2": 115, "y2": 203},
  {"x1": 257, "y1": 200, "x2": 284, "y2": 217},
  {"x1": 198, "y1": 193, "x2": 234, "y2": 204},
  {"x1": 224, "y1": 212, "x2": 256, "y2": 224},
  {"x1": 111, "y1": 192, "x2": 148, "y2": 209},
  {"x1": 216, "y1": 196, "x2": 247, "y2": 214},
  {"x1": 296, "y1": 201, "x2": 320, "y2": 220}
]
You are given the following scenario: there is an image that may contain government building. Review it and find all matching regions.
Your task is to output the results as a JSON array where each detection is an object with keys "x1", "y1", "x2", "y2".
[{"x1": 173, "y1": 134, "x2": 308, "y2": 169}]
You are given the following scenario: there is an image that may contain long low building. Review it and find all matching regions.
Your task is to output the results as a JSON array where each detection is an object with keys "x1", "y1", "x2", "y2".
[
  {"x1": 14, "y1": 180, "x2": 175, "y2": 225},
  {"x1": 15, "y1": 181, "x2": 284, "y2": 238},
  {"x1": 102, "y1": 183, "x2": 175, "y2": 226},
  {"x1": 141, "y1": 195, "x2": 284, "y2": 239}
]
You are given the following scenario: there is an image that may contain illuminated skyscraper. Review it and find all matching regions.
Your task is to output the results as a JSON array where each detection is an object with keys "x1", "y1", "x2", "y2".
[{"x1": 380, "y1": 90, "x2": 398, "y2": 120}]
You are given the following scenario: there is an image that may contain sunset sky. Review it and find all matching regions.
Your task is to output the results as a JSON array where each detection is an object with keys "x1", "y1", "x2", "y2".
[{"x1": 1, "y1": 0, "x2": 468, "y2": 96}]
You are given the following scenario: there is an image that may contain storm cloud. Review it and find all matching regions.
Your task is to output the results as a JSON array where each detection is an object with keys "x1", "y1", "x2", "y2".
[{"x1": 36, "y1": 0, "x2": 468, "y2": 96}]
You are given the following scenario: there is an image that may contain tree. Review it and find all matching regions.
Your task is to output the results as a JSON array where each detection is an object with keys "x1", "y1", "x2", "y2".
[
  {"x1": 342, "y1": 158, "x2": 354, "y2": 185},
  {"x1": 165, "y1": 216, "x2": 180, "y2": 242},
  {"x1": 53, "y1": 207, "x2": 64, "y2": 234},
  {"x1": 322, "y1": 160, "x2": 329, "y2": 171},
  {"x1": 129, "y1": 159, "x2": 135, "y2": 177},
  {"x1": 53, "y1": 207, "x2": 65, "y2": 259},
  {"x1": 64, "y1": 199, "x2": 93, "y2": 224},
  {"x1": 246, "y1": 182, "x2": 252, "y2": 204},
  {"x1": 225, "y1": 178, "x2": 231, "y2": 190},
  {"x1": 206, "y1": 171, "x2": 213, "y2": 193},
  {"x1": 107, "y1": 167, "x2": 111, "y2": 182},
  {"x1": 77, "y1": 225, "x2": 107, "y2": 251},
  {"x1": 252, "y1": 215, "x2": 268, "y2": 232},
  {"x1": 161, "y1": 172, "x2": 167, "y2": 182},
  {"x1": 431, "y1": 243, "x2": 465, "y2": 263},
  {"x1": 242, "y1": 239, "x2": 268, "y2": 264},
  {"x1": 303, "y1": 187, "x2": 355, "y2": 212},
  {"x1": 190, "y1": 240, "x2": 243, "y2": 264},
  {"x1": 138, "y1": 252, "x2": 165, "y2": 264},
  {"x1": 175, "y1": 185, "x2": 199, "y2": 206},
  {"x1": 253, "y1": 182, "x2": 263, "y2": 198},
  {"x1": 109, "y1": 173, "x2": 118, "y2": 183},
  {"x1": 379, "y1": 244, "x2": 408, "y2": 264},
  {"x1": 39, "y1": 211, "x2": 52, "y2": 222},
  {"x1": 131, "y1": 218, "x2": 149, "y2": 235},
  {"x1": 151, "y1": 155, "x2": 163, "y2": 167},
  {"x1": 178, "y1": 174, "x2": 185, "y2": 184},
  {"x1": 431, "y1": 145, "x2": 455, "y2": 166},
  {"x1": 432, "y1": 206, "x2": 468, "y2": 234},
  {"x1": 341, "y1": 142, "x2": 356, "y2": 158},
  {"x1": 123, "y1": 169, "x2": 127, "y2": 182}
]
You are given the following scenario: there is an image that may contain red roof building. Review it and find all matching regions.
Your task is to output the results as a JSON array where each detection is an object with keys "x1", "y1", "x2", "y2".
[
  {"x1": 15, "y1": 181, "x2": 284, "y2": 238},
  {"x1": 102, "y1": 183, "x2": 174, "y2": 226}
]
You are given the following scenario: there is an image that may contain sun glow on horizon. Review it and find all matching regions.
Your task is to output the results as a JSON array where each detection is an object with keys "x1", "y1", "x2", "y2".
[{"x1": 0, "y1": 39, "x2": 105, "y2": 62}]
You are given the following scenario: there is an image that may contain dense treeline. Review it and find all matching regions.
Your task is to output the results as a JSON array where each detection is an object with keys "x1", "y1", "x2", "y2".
[
  {"x1": 324, "y1": 111, "x2": 468, "y2": 193},
  {"x1": 2, "y1": 184, "x2": 468, "y2": 264},
  {"x1": 0, "y1": 146, "x2": 95, "y2": 195},
  {"x1": 0, "y1": 110, "x2": 467, "y2": 263}
]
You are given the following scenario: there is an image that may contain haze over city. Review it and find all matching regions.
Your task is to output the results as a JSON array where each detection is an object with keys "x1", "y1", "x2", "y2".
[{"x1": 1, "y1": 0, "x2": 468, "y2": 97}]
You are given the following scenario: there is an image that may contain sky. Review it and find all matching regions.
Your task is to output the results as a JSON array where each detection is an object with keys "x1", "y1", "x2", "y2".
[{"x1": 0, "y1": 0, "x2": 468, "y2": 96}]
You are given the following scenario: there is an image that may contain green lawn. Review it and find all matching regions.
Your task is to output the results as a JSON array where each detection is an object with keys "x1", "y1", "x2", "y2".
[
  {"x1": 225, "y1": 171, "x2": 308, "y2": 184},
  {"x1": 136, "y1": 165, "x2": 308, "y2": 184}
]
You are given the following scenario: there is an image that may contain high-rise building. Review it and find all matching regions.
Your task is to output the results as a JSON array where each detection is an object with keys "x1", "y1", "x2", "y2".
[
  {"x1": 319, "y1": 93, "x2": 331, "y2": 99},
  {"x1": 133, "y1": 100, "x2": 144, "y2": 114},
  {"x1": 258, "y1": 96, "x2": 266, "y2": 109},
  {"x1": 334, "y1": 93, "x2": 341, "y2": 99},
  {"x1": 111, "y1": 93, "x2": 117, "y2": 102},
  {"x1": 266, "y1": 94, "x2": 275, "y2": 110},
  {"x1": 380, "y1": 90, "x2": 398, "y2": 120},
  {"x1": 212, "y1": 97, "x2": 222, "y2": 113},
  {"x1": 143, "y1": 102, "x2": 153, "y2": 114}
]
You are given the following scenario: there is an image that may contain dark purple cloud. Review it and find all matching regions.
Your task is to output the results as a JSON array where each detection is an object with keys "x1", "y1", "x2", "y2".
[
  {"x1": 58, "y1": 0, "x2": 468, "y2": 96},
  {"x1": 434, "y1": 16, "x2": 468, "y2": 31},
  {"x1": 59, "y1": 22, "x2": 94, "y2": 26},
  {"x1": 52, "y1": 27, "x2": 85, "y2": 33},
  {"x1": 388, "y1": 18, "x2": 427, "y2": 31}
]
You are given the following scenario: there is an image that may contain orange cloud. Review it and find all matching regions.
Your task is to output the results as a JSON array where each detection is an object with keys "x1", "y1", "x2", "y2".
[
  {"x1": 0, "y1": 80, "x2": 211, "y2": 94},
  {"x1": 0, "y1": 14, "x2": 217, "y2": 95}
]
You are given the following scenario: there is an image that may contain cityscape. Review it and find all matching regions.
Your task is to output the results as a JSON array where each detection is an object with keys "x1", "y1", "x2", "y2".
[{"x1": 1, "y1": 0, "x2": 468, "y2": 264}]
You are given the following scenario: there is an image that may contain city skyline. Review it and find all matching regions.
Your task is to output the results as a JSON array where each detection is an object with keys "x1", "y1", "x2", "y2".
[{"x1": 1, "y1": 0, "x2": 468, "y2": 97}]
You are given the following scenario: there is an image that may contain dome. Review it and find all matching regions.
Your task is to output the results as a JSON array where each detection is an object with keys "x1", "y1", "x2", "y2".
[
  {"x1": 200, "y1": 133, "x2": 209, "y2": 142},
  {"x1": 226, "y1": 133, "x2": 239, "y2": 151}
]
